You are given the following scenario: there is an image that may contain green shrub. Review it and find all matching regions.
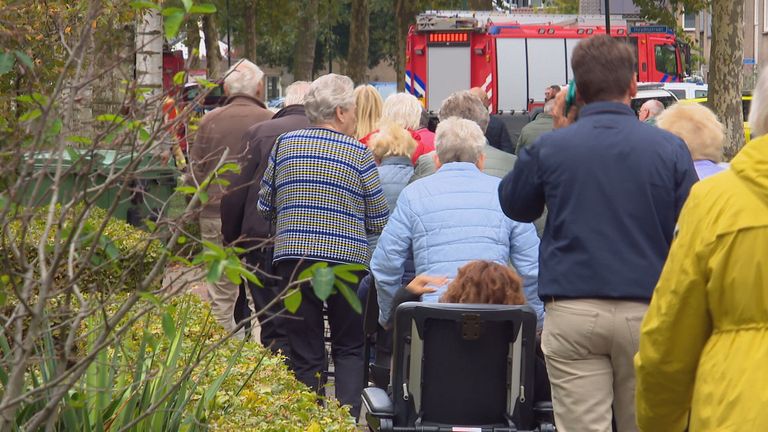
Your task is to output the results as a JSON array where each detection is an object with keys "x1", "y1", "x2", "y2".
[{"x1": 1, "y1": 204, "x2": 163, "y2": 290}]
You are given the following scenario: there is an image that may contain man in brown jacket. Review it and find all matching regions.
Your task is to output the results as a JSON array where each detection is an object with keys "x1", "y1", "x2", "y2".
[
  {"x1": 221, "y1": 80, "x2": 311, "y2": 354},
  {"x1": 189, "y1": 59, "x2": 273, "y2": 334}
]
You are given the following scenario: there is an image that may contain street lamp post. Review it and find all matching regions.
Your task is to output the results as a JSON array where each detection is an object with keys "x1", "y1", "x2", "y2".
[{"x1": 605, "y1": 0, "x2": 611, "y2": 35}]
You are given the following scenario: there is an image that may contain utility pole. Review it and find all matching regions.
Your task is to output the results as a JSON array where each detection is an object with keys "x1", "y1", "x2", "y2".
[{"x1": 604, "y1": 0, "x2": 611, "y2": 34}]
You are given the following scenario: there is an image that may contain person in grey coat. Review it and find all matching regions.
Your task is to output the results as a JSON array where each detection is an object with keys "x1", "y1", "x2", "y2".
[{"x1": 410, "y1": 90, "x2": 517, "y2": 183}]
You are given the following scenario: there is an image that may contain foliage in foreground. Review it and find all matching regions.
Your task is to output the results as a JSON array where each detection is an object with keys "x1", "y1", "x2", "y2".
[{"x1": 0, "y1": 294, "x2": 356, "y2": 431}]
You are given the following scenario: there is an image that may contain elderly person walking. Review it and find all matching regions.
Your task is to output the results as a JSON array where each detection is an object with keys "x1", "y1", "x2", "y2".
[
  {"x1": 370, "y1": 116, "x2": 543, "y2": 328},
  {"x1": 189, "y1": 59, "x2": 273, "y2": 334},
  {"x1": 657, "y1": 103, "x2": 726, "y2": 179},
  {"x1": 411, "y1": 90, "x2": 517, "y2": 182},
  {"x1": 257, "y1": 74, "x2": 388, "y2": 418},
  {"x1": 634, "y1": 69, "x2": 768, "y2": 431},
  {"x1": 220, "y1": 80, "x2": 312, "y2": 355}
]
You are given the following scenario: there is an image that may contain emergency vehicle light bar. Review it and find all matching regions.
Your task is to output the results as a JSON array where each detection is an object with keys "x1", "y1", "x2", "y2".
[{"x1": 428, "y1": 32, "x2": 469, "y2": 43}]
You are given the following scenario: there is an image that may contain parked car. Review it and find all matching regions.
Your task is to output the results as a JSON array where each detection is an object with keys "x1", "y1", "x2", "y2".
[
  {"x1": 662, "y1": 82, "x2": 709, "y2": 100},
  {"x1": 630, "y1": 86, "x2": 679, "y2": 116}
]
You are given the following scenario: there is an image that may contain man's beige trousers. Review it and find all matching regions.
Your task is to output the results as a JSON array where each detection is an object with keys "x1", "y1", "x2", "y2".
[{"x1": 542, "y1": 299, "x2": 647, "y2": 432}]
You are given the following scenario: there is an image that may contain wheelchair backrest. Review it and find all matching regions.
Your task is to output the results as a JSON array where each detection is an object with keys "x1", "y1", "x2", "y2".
[{"x1": 390, "y1": 302, "x2": 538, "y2": 429}]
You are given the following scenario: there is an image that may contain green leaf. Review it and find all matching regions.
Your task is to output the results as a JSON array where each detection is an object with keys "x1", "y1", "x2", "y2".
[
  {"x1": 177, "y1": 235, "x2": 187, "y2": 245},
  {"x1": 311, "y1": 267, "x2": 335, "y2": 301},
  {"x1": 0, "y1": 52, "x2": 14, "y2": 75},
  {"x1": 173, "y1": 70, "x2": 186, "y2": 85},
  {"x1": 175, "y1": 185, "x2": 196, "y2": 194},
  {"x1": 210, "y1": 178, "x2": 230, "y2": 187},
  {"x1": 161, "y1": 6, "x2": 185, "y2": 16},
  {"x1": 335, "y1": 280, "x2": 362, "y2": 314},
  {"x1": 161, "y1": 311, "x2": 177, "y2": 340},
  {"x1": 65, "y1": 146, "x2": 81, "y2": 163},
  {"x1": 19, "y1": 109, "x2": 41, "y2": 122},
  {"x1": 181, "y1": 0, "x2": 192, "y2": 11},
  {"x1": 137, "y1": 128, "x2": 150, "y2": 141},
  {"x1": 46, "y1": 119, "x2": 62, "y2": 137},
  {"x1": 216, "y1": 162, "x2": 241, "y2": 175},
  {"x1": 67, "y1": 135, "x2": 92, "y2": 145},
  {"x1": 298, "y1": 261, "x2": 328, "y2": 281},
  {"x1": 189, "y1": 3, "x2": 217, "y2": 14},
  {"x1": 206, "y1": 259, "x2": 225, "y2": 283},
  {"x1": 194, "y1": 77, "x2": 218, "y2": 89},
  {"x1": 198, "y1": 190, "x2": 208, "y2": 204},
  {"x1": 145, "y1": 219, "x2": 157, "y2": 232},
  {"x1": 14, "y1": 51, "x2": 33, "y2": 69},
  {"x1": 284, "y1": 289, "x2": 302, "y2": 314},
  {"x1": 129, "y1": 0, "x2": 160, "y2": 10},
  {"x1": 240, "y1": 268, "x2": 263, "y2": 287},
  {"x1": 95, "y1": 114, "x2": 125, "y2": 123},
  {"x1": 15, "y1": 94, "x2": 33, "y2": 104},
  {"x1": 164, "y1": 10, "x2": 185, "y2": 39},
  {"x1": 224, "y1": 265, "x2": 241, "y2": 284}
]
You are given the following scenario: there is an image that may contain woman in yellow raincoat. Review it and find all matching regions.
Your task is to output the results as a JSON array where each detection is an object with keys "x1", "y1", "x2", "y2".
[{"x1": 634, "y1": 71, "x2": 768, "y2": 431}]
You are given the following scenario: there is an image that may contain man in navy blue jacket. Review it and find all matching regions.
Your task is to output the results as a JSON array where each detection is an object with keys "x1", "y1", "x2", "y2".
[{"x1": 498, "y1": 36, "x2": 698, "y2": 432}]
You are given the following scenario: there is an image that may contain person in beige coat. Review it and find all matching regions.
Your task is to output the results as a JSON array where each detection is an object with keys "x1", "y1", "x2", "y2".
[{"x1": 188, "y1": 59, "x2": 273, "y2": 334}]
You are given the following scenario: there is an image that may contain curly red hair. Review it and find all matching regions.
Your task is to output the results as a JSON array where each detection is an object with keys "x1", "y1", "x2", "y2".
[{"x1": 440, "y1": 261, "x2": 525, "y2": 305}]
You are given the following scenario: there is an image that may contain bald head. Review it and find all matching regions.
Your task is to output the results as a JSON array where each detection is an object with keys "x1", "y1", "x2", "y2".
[
  {"x1": 469, "y1": 87, "x2": 490, "y2": 109},
  {"x1": 639, "y1": 99, "x2": 664, "y2": 121}
]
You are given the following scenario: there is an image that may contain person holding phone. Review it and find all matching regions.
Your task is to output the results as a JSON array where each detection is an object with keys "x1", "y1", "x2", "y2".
[{"x1": 497, "y1": 36, "x2": 698, "y2": 432}]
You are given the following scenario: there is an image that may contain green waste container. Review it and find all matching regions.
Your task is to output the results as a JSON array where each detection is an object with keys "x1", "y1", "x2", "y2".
[
  {"x1": 20, "y1": 150, "x2": 181, "y2": 228},
  {"x1": 20, "y1": 150, "x2": 108, "y2": 210}
]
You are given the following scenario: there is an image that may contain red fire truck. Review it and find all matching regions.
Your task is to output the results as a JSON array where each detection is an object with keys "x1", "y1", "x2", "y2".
[{"x1": 406, "y1": 13, "x2": 689, "y2": 113}]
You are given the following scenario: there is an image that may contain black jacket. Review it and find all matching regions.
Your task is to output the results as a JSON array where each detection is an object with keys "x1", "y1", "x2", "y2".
[
  {"x1": 485, "y1": 115, "x2": 514, "y2": 154},
  {"x1": 220, "y1": 105, "x2": 310, "y2": 247}
]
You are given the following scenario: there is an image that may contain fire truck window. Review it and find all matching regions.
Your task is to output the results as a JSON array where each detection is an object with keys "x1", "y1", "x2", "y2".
[{"x1": 655, "y1": 44, "x2": 678, "y2": 77}]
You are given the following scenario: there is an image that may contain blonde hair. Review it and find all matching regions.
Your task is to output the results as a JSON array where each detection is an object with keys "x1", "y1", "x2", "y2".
[
  {"x1": 657, "y1": 103, "x2": 725, "y2": 163},
  {"x1": 367, "y1": 122, "x2": 418, "y2": 161},
  {"x1": 749, "y1": 67, "x2": 768, "y2": 137},
  {"x1": 354, "y1": 85, "x2": 383, "y2": 139},
  {"x1": 382, "y1": 93, "x2": 422, "y2": 130}
]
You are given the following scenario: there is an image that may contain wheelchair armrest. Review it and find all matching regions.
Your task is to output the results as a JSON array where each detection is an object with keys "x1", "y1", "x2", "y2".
[
  {"x1": 362, "y1": 387, "x2": 394, "y2": 418},
  {"x1": 534, "y1": 401, "x2": 555, "y2": 425}
]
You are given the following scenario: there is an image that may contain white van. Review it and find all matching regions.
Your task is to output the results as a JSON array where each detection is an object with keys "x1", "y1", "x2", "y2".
[{"x1": 661, "y1": 82, "x2": 708, "y2": 100}]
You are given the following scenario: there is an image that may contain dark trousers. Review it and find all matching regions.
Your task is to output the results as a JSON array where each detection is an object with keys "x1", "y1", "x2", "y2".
[
  {"x1": 276, "y1": 259, "x2": 365, "y2": 418},
  {"x1": 233, "y1": 249, "x2": 290, "y2": 356}
]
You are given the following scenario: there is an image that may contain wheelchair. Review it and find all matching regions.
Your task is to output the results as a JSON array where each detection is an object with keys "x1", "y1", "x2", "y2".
[{"x1": 362, "y1": 302, "x2": 555, "y2": 431}]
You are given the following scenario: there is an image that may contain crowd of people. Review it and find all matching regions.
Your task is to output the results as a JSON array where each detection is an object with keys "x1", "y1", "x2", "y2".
[{"x1": 186, "y1": 34, "x2": 768, "y2": 431}]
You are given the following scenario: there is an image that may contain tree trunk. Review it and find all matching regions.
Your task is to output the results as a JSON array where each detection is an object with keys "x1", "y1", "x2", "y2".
[
  {"x1": 242, "y1": 0, "x2": 258, "y2": 62},
  {"x1": 293, "y1": 0, "x2": 319, "y2": 81},
  {"x1": 347, "y1": 0, "x2": 370, "y2": 85},
  {"x1": 135, "y1": 9, "x2": 164, "y2": 100},
  {"x1": 202, "y1": 14, "x2": 224, "y2": 80},
  {"x1": 185, "y1": 18, "x2": 202, "y2": 70},
  {"x1": 394, "y1": 0, "x2": 418, "y2": 92},
  {"x1": 709, "y1": 0, "x2": 745, "y2": 159}
]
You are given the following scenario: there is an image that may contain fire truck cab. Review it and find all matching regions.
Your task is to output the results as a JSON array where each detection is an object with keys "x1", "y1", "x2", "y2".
[{"x1": 406, "y1": 13, "x2": 687, "y2": 113}]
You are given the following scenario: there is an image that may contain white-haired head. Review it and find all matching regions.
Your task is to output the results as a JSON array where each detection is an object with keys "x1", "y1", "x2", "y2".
[
  {"x1": 284, "y1": 81, "x2": 311, "y2": 106},
  {"x1": 434, "y1": 117, "x2": 486, "y2": 164},
  {"x1": 639, "y1": 99, "x2": 665, "y2": 121},
  {"x1": 657, "y1": 103, "x2": 724, "y2": 163},
  {"x1": 223, "y1": 59, "x2": 264, "y2": 99},
  {"x1": 304, "y1": 73, "x2": 356, "y2": 128},
  {"x1": 749, "y1": 67, "x2": 768, "y2": 138},
  {"x1": 382, "y1": 93, "x2": 422, "y2": 130},
  {"x1": 439, "y1": 90, "x2": 490, "y2": 133}
]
